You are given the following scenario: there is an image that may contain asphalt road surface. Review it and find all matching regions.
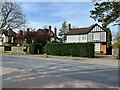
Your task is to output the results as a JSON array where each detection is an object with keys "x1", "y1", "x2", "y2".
[{"x1": 1, "y1": 54, "x2": 119, "y2": 88}]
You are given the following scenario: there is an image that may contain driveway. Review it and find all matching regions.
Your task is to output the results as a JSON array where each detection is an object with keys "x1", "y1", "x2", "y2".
[{"x1": 1, "y1": 54, "x2": 119, "y2": 88}]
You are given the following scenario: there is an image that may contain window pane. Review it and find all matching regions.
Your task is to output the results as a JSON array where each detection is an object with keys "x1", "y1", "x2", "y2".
[{"x1": 93, "y1": 33, "x2": 100, "y2": 40}]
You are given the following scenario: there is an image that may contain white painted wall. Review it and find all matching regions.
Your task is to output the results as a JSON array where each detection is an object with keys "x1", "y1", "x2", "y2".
[
  {"x1": 87, "y1": 33, "x2": 92, "y2": 42},
  {"x1": 0, "y1": 37, "x2": 2, "y2": 45},
  {"x1": 11, "y1": 37, "x2": 14, "y2": 43},
  {"x1": 2, "y1": 34, "x2": 8, "y2": 43},
  {"x1": 67, "y1": 34, "x2": 87, "y2": 43},
  {"x1": 101, "y1": 32, "x2": 106, "y2": 42},
  {"x1": 91, "y1": 25, "x2": 103, "y2": 32},
  {"x1": 79, "y1": 34, "x2": 87, "y2": 42},
  {"x1": 67, "y1": 35, "x2": 80, "y2": 43}
]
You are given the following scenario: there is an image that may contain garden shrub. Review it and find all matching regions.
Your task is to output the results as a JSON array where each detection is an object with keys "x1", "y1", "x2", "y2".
[
  {"x1": 45, "y1": 43, "x2": 95, "y2": 58},
  {"x1": 29, "y1": 43, "x2": 43, "y2": 54},
  {"x1": 112, "y1": 43, "x2": 120, "y2": 49}
]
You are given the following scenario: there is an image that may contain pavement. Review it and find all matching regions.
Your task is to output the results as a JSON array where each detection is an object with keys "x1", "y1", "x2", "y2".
[
  {"x1": 1, "y1": 54, "x2": 119, "y2": 88},
  {"x1": 4, "y1": 54, "x2": 118, "y2": 67}
]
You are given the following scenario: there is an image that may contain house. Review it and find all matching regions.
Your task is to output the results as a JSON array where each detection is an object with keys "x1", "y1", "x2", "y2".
[
  {"x1": 47, "y1": 26, "x2": 60, "y2": 42},
  {"x1": 0, "y1": 29, "x2": 16, "y2": 46},
  {"x1": 66, "y1": 23, "x2": 107, "y2": 54},
  {"x1": 20, "y1": 26, "x2": 60, "y2": 45}
]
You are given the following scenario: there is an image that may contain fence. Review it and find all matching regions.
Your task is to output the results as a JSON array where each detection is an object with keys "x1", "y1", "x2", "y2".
[
  {"x1": 0, "y1": 46, "x2": 4, "y2": 53},
  {"x1": 112, "y1": 48, "x2": 120, "y2": 58},
  {"x1": 0, "y1": 46, "x2": 23, "y2": 54},
  {"x1": 11, "y1": 46, "x2": 23, "y2": 54}
]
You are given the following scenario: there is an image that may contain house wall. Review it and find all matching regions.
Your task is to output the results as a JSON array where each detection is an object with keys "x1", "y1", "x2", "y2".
[
  {"x1": 0, "y1": 37, "x2": 2, "y2": 46},
  {"x1": 2, "y1": 34, "x2": 8, "y2": 43},
  {"x1": 66, "y1": 24, "x2": 107, "y2": 54},
  {"x1": 79, "y1": 34, "x2": 87, "y2": 42},
  {"x1": 66, "y1": 32, "x2": 106, "y2": 43},
  {"x1": 87, "y1": 33, "x2": 92, "y2": 42},
  {"x1": 67, "y1": 35, "x2": 80, "y2": 43},
  {"x1": 87, "y1": 32, "x2": 106, "y2": 42},
  {"x1": 101, "y1": 32, "x2": 106, "y2": 42}
]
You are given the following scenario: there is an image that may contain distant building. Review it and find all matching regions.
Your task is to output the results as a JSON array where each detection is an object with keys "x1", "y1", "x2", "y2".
[
  {"x1": 66, "y1": 23, "x2": 107, "y2": 54},
  {"x1": 0, "y1": 28, "x2": 16, "y2": 46},
  {"x1": 16, "y1": 26, "x2": 60, "y2": 46}
]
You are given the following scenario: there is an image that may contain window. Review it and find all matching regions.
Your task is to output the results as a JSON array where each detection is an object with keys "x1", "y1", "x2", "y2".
[
  {"x1": 95, "y1": 43, "x2": 101, "y2": 51},
  {"x1": 82, "y1": 35, "x2": 86, "y2": 40},
  {"x1": 93, "y1": 33, "x2": 100, "y2": 40}
]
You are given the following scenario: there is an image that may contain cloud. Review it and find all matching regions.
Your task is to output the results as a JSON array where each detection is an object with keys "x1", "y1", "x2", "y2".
[
  {"x1": 14, "y1": 0, "x2": 92, "y2": 2},
  {"x1": 19, "y1": 2, "x2": 97, "y2": 30}
]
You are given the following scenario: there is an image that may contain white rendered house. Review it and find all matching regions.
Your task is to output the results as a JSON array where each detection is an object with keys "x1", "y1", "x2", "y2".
[{"x1": 66, "y1": 23, "x2": 107, "y2": 54}]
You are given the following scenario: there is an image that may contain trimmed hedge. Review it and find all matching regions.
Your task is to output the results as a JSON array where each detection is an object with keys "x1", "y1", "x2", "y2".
[
  {"x1": 45, "y1": 43, "x2": 95, "y2": 58},
  {"x1": 29, "y1": 43, "x2": 43, "y2": 54}
]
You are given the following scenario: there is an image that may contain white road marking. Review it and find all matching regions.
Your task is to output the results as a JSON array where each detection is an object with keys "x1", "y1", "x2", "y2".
[
  {"x1": 77, "y1": 66, "x2": 95, "y2": 69},
  {"x1": 59, "y1": 68, "x2": 69, "y2": 71},
  {"x1": 49, "y1": 67, "x2": 57, "y2": 69}
]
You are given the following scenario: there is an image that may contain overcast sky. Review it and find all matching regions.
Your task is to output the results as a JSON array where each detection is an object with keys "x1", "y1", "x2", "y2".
[{"x1": 18, "y1": 2, "x2": 118, "y2": 34}]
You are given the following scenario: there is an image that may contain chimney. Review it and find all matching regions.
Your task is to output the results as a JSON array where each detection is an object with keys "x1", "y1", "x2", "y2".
[
  {"x1": 8, "y1": 28, "x2": 12, "y2": 44},
  {"x1": 8, "y1": 28, "x2": 13, "y2": 37},
  {"x1": 48, "y1": 26, "x2": 52, "y2": 42},
  {"x1": 19, "y1": 30, "x2": 23, "y2": 35},
  {"x1": 27, "y1": 28, "x2": 30, "y2": 32},
  {"x1": 48, "y1": 26, "x2": 51, "y2": 35},
  {"x1": 68, "y1": 23, "x2": 71, "y2": 32},
  {"x1": 54, "y1": 27, "x2": 57, "y2": 42}
]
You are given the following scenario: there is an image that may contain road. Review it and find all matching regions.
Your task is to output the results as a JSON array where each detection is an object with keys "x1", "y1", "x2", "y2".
[{"x1": 1, "y1": 54, "x2": 119, "y2": 88}]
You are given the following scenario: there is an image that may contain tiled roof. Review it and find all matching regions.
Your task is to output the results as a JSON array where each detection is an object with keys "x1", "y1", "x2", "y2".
[
  {"x1": 1, "y1": 29, "x2": 16, "y2": 37},
  {"x1": 66, "y1": 24, "x2": 98, "y2": 35}
]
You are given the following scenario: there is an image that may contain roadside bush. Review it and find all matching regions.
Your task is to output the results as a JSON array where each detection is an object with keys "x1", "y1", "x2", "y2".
[
  {"x1": 112, "y1": 43, "x2": 120, "y2": 49},
  {"x1": 29, "y1": 43, "x2": 43, "y2": 54},
  {"x1": 45, "y1": 43, "x2": 95, "y2": 58}
]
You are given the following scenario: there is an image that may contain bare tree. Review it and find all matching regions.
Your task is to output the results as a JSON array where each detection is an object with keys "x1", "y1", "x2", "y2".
[{"x1": 0, "y1": 1, "x2": 26, "y2": 30}]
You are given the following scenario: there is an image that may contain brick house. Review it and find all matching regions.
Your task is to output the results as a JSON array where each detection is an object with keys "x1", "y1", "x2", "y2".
[
  {"x1": 17, "y1": 26, "x2": 60, "y2": 45},
  {"x1": 66, "y1": 23, "x2": 107, "y2": 54}
]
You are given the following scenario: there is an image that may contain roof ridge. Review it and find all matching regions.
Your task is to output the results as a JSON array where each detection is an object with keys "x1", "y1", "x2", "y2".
[{"x1": 71, "y1": 24, "x2": 95, "y2": 30}]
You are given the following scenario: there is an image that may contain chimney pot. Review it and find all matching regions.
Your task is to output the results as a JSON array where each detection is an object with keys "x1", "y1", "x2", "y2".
[
  {"x1": 54, "y1": 27, "x2": 57, "y2": 42},
  {"x1": 48, "y1": 26, "x2": 51, "y2": 35},
  {"x1": 27, "y1": 28, "x2": 30, "y2": 32}
]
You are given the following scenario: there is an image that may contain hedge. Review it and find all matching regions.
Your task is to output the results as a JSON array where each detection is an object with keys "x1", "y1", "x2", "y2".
[
  {"x1": 45, "y1": 43, "x2": 95, "y2": 58},
  {"x1": 29, "y1": 43, "x2": 43, "y2": 54}
]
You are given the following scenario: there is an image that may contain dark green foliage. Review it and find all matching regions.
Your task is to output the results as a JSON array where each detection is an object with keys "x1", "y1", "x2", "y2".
[
  {"x1": 112, "y1": 43, "x2": 120, "y2": 49},
  {"x1": 58, "y1": 21, "x2": 68, "y2": 43},
  {"x1": 90, "y1": 2, "x2": 120, "y2": 27},
  {"x1": 106, "y1": 28, "x2": 112, "y2": 55},
  {"x1": 45, "y1": 43, "x2": 95, "y2": 58},
  {"x1": 29, "y1": 43, "x2": 43, "y2": 54},
  {"x1": 4, "y1": 46, "x2": 11, "y2": 51}
]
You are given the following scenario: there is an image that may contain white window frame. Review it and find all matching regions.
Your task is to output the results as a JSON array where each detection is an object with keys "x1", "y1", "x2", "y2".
[
  {"x1": 93, "y1": 33, "x2": 100, "y2": 40},
  {"x1": 95, "y1": 43, "x2": 101, "y2": 51},
  {"x1": 82, "y1": 35, "x2": 86, "y2": 40}
]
